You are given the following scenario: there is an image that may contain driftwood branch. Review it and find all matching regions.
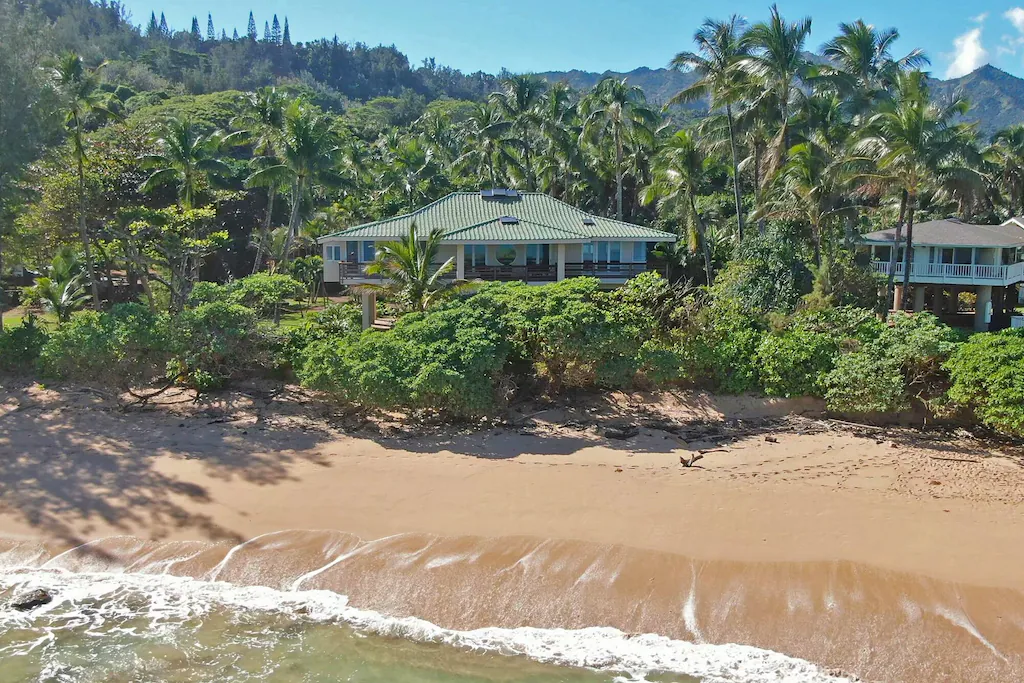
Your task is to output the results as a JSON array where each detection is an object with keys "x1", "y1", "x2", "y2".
[
  {"x1": 928, "y1": 455, "x2": 982, "y2": 464},
  {"x1": 120, "y1": 382, "x2": 178, "y2": 411}
]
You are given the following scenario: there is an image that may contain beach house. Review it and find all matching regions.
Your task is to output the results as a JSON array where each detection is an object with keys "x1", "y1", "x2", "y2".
[
  {"x1": 318, "y1": 190, "x2": 677, "y2": 288},
  {"x1": 861, "y1": 217, "x2": 1024, "y2": 331}
]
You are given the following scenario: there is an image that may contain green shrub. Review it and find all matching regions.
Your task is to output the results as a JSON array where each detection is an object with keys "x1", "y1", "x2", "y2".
[
  {"x1": 756, "y1": 328, "x2": 838, "y2": 398},
  {"x1": 166, "y1": 301, "x2": 282, "y2": 391},
  {"x1": 802, "y1": 252, "x2": 883, "y2": 311},
  {"x1": 38, "y1": 303, "x2": 170, "y2": 386},
  {"x1": 636, "y1": 340, "x2": 685, "y2": 386},
  {"x1": 284, "y1": 303, "x2": 362, "y2": 362},
  {"x1": 224, "y1": 273, "x2": 304, "y2": 318},
  {"x1": 823, "y1": 312, "x2": 963, "y2": 414},
  {"x1": 186, "y1": 280, "x2": 228, "y2": 306},
  {"x1": 675, "y1": 299, "x2": 763, "y2": 394},
  {"x1": 297, "y1": 304, "x2": 510, "y2": 417},
  {"x1": 754, "y1": 307, "x2": 885, "y2": 398},
  {"x1": 0, "y1": 316, "x2": 49, "y2": 373},
  {"x1": 946, "y1": 329, "x2": 1024, "y2": 435},
  {"x1": 475, "y1": 278, "x2": 656, "y2": 390},
  {"x1": 187, "y1": 274, "x2": 304, "y2": 319},
  {"x1": 711, "y1": 229, "x2": 812, "y2": 315}
]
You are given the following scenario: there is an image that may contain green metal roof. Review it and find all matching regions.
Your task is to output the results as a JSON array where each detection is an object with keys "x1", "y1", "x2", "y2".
[{"x1": 318, "y1": 192, "x2": 677, "y2": 244}]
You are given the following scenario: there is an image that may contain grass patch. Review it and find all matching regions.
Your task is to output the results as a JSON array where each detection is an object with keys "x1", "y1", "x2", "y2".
[{"x1": 2, "y1": 308, "x2": 57, "y2": 330}]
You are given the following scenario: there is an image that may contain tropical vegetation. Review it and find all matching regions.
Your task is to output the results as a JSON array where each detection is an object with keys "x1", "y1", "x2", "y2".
[{"x1": 2, "y1": 1, "x2": 1024, "y2": 434}]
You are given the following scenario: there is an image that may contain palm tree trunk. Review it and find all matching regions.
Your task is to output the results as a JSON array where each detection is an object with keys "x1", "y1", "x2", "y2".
[
  {"x1": 615, "y1": 129, "x2": 624, "y2": 221},
  {"x1": 886, "y1": 190, "x2": 907, "y2": 311},
  {"x1": 252, "y1": 188, "x2": 276, "y2": 274},
  {"x1": 812, "y1": 221, "x2": 821, "y2": 268},
  {"x1": 0, "y1": 225, "x2": 4, "y2": 334},
  {"x1": 726, "y1": 103, "x2": 744, "y2": 242},
  {"x1": 281, "y1": 178, "x2": 303, "y2": 265},
  {"x1": 900, "y1": 197, "x2": 916, "y2": 311},
  {"x1": 754, "y1": 142, "x2": 765, "y2": 235},
  {"x1": 689, "y1": 194, "x2": 713, "y2": 286},
  {"x1": 77, "y1": 153, "x2": 102, "y2": 311}
]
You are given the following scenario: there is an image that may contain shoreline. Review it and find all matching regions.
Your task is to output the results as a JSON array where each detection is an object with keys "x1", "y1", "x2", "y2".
[{"x1": 2, "y1": 383, "x2": 1024, "y2": 680}]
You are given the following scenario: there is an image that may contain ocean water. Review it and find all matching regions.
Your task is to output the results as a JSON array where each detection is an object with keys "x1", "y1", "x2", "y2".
[
  {"x1": 2, "y1": 532, "x2": 1020, "y2": 682},
  {"x1": 0, "y1": 569, "x2": 840, "y2": 683}
]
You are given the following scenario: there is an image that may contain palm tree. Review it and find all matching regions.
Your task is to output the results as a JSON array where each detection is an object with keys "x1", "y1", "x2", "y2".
[
  {"x1": 536, "y1": 82, "x2": 583, "y2": 200},
  {"x1": 489, "y1": 74, "x2": 547, "y2": 189},
  {"x1": 360, "y1": 223, "x2": 475, "y2": 312},
  {"x1": 741, "y1": 5, "x2": 812, "y2": 172},
  {"x1": 457, "y1": 102, "x2": 514, "y2": 187},
  {"x1": 987, "y1": 125, "x2": 1024, "y2": 217},
  {"x1": 247, "y1": 99, "x2": 340, "y2": 265},
  {"x1": 641, "y1": 130, "x2": 717, "y2": 285},
  {"x1": 580, "y1": 77, "x2": 659, "y2": 221},
  {"x1": 52, "y1": 53, "x2": 120, "y2": 311},
  {"x1": 141, "y1": 117, "x2": 232, "y2": 210},
  {"x1": 232, "y1": 87, "x2": 287, "y2": 273},
  {"x1": 140, "y1": 117, "x2": 232, "y2": 282},
  {"x1": 377, "y1": 135, "x2": 445, "y2": 210},
  {"x1": 858, "y1": 71, "x2": 977, "y2": 310},
  {"x1": 29, "y1": 247, "x2": 88, "y2": 324},
  {"x1": 817, "y1": 21, "x2": 929, "y2": 120},
  {"x1": 768, "y1": 122, "x2": 858, "y2": 267},
  {"x1": 670, "y1": 15, "x2": 750, "y2": 240},
  {"x1": 415, "y1": 108, "x2": 461, "y2": 166}
]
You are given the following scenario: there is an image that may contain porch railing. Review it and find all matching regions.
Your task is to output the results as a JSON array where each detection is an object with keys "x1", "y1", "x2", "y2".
[
  {"x1": 338, "y1": 261, "x2": 659, "y2": 283},
  {"x1": 870, "y1": 260, "x2": 1024, "y2": 282},
  {"x1": 465, "y1": 265, "x2": 558, "y2": 281}
]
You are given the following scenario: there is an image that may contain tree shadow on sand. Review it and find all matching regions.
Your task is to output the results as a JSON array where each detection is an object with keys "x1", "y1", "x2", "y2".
[{"x1": 0, "y1": 384, "x2": 336, "y2": 557}]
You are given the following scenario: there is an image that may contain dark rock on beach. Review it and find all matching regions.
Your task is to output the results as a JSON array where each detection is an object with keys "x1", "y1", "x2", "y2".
[
  {"x1": 9, "y1": 588, "x2": 53, "y2": 611},
  {"x1": 603, "y1": 424, "x2": 639, "y2": 440}
]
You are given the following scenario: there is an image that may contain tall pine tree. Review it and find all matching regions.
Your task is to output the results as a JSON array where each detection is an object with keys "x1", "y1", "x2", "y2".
[
  {"x1": 263, "y1": 21, "x2": 271, "y2": 42},
  {"x1": 271, "y1": 15, "x2": 281, "y2": 44},
  {"x1": 190, "y1": 16, "x2": 201, "y2": 39},
  {"x1": 282, "y1": 17, "x2": 291, "y2": 46},
  {"x1": 207, "y1": 14, "x2": 215, "y2": 41},
  {"x1": 233, "y1": 28, "x2": 239, "y2": 40},
  {"x1": 145, "y1": 11, "x2": 159, "y2": 36},
  {"x1": 159, "y1": 12, "x2": 169, "y2": 36},
  {"x1": 221, "y1": 29, "x2": 228, "y2": 41},
  {"x1": 247, "y1": 11, "x2": 257, "y2": 40}
]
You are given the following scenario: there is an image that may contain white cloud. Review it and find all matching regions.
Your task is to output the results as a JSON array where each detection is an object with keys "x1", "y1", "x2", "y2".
[
  {"x1": 974, "y1": 12, "x2": 989, "y2": 23},
  {"x1": 1006, "y1": 7, "x2": 1024, "y2": 33},
  {"x1": 945, "y1": 27, "x2": 988, "y2": 78}
]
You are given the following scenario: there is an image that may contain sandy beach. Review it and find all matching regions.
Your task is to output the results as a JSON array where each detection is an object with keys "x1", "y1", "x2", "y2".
[{"x1": 2, "y1": 382, "x2": 1023, "y2": 681}]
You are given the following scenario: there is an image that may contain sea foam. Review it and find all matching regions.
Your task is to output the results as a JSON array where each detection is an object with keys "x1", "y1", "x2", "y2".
[{"x1": 0, "y1": 567, "x2": 849, "y2": 683}]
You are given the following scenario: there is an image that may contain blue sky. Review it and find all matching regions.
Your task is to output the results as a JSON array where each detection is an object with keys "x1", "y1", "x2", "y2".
[{"x1": 119, "y1": 1, "x2": 1024, "y2": 79}]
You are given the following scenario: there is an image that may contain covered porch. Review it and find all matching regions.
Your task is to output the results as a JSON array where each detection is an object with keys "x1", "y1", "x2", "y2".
[{"x1": 892, "y1": 282, "x2": 1020, "y2": 332}]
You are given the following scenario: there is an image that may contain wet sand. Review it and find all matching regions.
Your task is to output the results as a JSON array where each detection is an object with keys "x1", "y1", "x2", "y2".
[{"x1": 1, "y1": 384, "x2": 1023, "y2": 680}]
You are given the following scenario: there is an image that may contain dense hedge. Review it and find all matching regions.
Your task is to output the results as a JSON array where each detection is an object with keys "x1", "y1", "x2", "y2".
[
  {"x1": 26, "y1": 300, "x2": 281, "y2": 392},
  {"x1": 0, "y1": 316, "x2": 49, "y2": 373},
  {"x1": 297, "y1": 303, "x2": 512, "y2": 417},
  {"x1": 39, "y1": 303, "x2": 171, "y2": 386},
  {"x1": 823, "y1": 313, "x2": 963, "y2": 414},
  {"x1": 946, "y1": 330, "x2": 1024, "y2": 435},
  {"x1": 6, "y1": 272, "x2": 1022, "y2": 435}
]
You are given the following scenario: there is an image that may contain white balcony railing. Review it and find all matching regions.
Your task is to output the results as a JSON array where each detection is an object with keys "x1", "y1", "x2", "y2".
[{"x1": 871, "y1": 261, "x2": 1024, "y2": 282}]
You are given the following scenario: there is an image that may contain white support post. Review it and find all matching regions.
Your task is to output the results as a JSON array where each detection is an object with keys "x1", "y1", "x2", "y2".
[
  {"x1": 913, "y1": 286, "x2": 926, "y2": 313},
  {"x1": 975, "y1": 286, "x2": 993, "y2": 332},
  {"x1": 557, "y1": 244, "x2": 566, "y2": 281},
  {"x1": 362, "y1": 293, "x2": 376, "y2": 330},
  {"x1": 456, "y1": 244, "x2": 465, "y2": 280}
]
